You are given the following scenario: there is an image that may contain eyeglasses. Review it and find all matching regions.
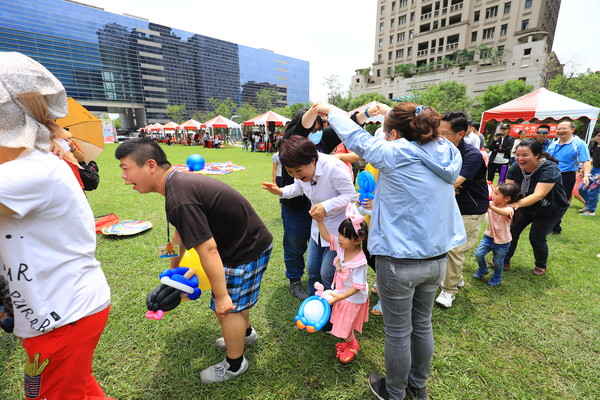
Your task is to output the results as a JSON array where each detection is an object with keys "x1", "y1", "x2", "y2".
[{"x1": 536, "y1": 131, "x2": 549, "y2": 134}]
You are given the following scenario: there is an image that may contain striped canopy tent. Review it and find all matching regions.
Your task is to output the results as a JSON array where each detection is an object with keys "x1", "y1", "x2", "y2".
[
  {"x1": 481, "y1": 88, "x2": 599, "y2": 144},
  {"x1": 202, "y1": 115, "x2": 241, "y2": 129},
  {"x1": 347, "y1": 101, "x2": 385, "y2": 124},
  {"x1": 162, "y1": 121, "x2": 179, "y2": 132},
  {"x1": 145, "y1": 123, "x2": 163, "y2": 132},
  {"x1": 243, "y1": 111, "x2": 290, "y2": 126},
  {"x1": 202, "y1": 115, "x2": 242, "y2": 143},
  {"x1": 179, "y1": 119, "x2": 202, "y2": 130}
]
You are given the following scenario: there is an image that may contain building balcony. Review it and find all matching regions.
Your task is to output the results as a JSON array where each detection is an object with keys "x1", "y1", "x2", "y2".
[
  {"x1": 446, "y1": 42, "x2": 459, "y2": 51},
  {"x1": 420, "y1": 12, "x2": 432, "y2": 21},
  {"x1": 449, "y1": 3, "x2": 464, "y2": 13},
  {"x1": 417, "y1": 49, "x2": 429, "y2": 56}
]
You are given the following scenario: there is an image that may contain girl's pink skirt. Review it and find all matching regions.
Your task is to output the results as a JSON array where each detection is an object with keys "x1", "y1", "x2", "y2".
[{"x1": 329, "y1": 298, "x2": 369, "y2": 339}]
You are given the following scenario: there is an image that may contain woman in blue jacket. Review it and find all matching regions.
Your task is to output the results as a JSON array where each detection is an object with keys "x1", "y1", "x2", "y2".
[{"x1": 316, "y1": 102, "x2": 466, "y2": 400}]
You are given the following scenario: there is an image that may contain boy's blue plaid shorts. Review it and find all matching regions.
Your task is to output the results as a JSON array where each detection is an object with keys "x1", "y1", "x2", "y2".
[{"x1": 210, "y1": 243, "x2": 272, "y2": 313}]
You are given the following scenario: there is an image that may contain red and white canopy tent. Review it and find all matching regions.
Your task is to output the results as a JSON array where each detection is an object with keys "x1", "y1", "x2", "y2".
[
  {"x1": 347, "y1": 101, "x2": 385, "y2": 124},
  {"x1": 202, "y1": 115, "x2": 242, "y2": 143},
  {"x1": 179, "y1": 119, "x2": 202, "y2": 130},
  {"x1": 243, "y1": 111, "x2": 290, "y2": 127},
  {"x1": 481, "y1": 88, "x2": 599, "y2": 144},
  {"x1": 202, "y1": 115, "x2": 241, "y2": 129},
  {"x1": 162, "y1": 121, "x2": 179, "y2": 132},
  {"x1": 144, "y1": 122, "x2": 163, "y2": 132}
]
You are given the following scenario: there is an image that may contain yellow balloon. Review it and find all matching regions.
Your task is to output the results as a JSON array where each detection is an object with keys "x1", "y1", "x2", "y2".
[
  {"x1": 179, "y1": 248, "x2": 211, "y2": 291},
  {"x1": 364, "y1": 163, "x2": 379, "y2": 181}
]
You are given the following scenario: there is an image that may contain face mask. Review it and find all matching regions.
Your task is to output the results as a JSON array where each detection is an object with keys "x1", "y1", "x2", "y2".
[{"x1": 308, "y1": 130, "x2": 323, "y2": 145}]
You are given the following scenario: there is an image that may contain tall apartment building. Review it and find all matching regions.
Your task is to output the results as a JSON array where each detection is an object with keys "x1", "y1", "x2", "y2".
[
  {"x1": 350, "y1": 0, "x2": 562, "y2": 99},
  {"x1": 0, "y1": 0, "x2": 309, "y2": 128}
]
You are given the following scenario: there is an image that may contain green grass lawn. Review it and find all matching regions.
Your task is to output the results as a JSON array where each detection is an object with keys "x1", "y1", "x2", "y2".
[{"x1": 1, "y1": 143, "x2": 598, "y2": 399}]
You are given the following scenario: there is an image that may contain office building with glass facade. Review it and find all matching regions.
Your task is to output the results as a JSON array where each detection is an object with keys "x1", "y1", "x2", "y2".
[{"x1": 0, "y1": 0, "x2": 309, "y2": 127}]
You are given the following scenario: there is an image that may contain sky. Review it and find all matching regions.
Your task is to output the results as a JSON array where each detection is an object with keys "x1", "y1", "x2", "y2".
[{"x1": 80, "y1": 0, "x2": 598, "y2": 102}]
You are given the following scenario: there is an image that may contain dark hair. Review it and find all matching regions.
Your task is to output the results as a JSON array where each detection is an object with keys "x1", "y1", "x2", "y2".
[
  {"x1": 441, "y1": 111, "x2": 468, "y2": 134},
  {"x1": 338, "y1": 218, "x2": 368, "y2": 241},
  {"x1": 537, "y1": 124, "x2": 550, "y2": 131},
  {"x1": 496, "y1": 182, "x2": 523, "y2": 203},
  {"x1": 114, "y1": 137, "x2": 171, "y2": 168},
  {"x1": 472, "y1": 122, "x2": 480, "y2": 130},
  {"x1": 516, "y1": 138, "x2": 542, "y2": 157},
  {"x1": 284, "y1": 108, "x2": 322, "y2": 135},
  {"x1": 516, "y1": 138, "x2": 559, "y2": 163},
  {"x1": 518, "y1": 129, "x2": 527, "y2": 135},
  {"x1": 384, "y1": 102, "x2": 440, "y2": 144},
  {"x1": 279, "y1": 135, "x2": 318, "y2": 168}
]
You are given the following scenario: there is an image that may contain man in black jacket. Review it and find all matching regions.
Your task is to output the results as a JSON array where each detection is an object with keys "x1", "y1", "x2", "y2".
[{"x1": 487, "y1": 123, "x2": 515, "y2": 182}]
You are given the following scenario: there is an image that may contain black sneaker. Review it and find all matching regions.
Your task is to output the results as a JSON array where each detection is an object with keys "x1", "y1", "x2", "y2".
[
  {"x1": 406, "y1": 384, "x2": 427, "y2": 400},
  {"x1": 368, "y1": 374, "x2": 389, "y2": 400},
  {"x1": 290, "y1": 281, "x2": 308, "y2": 300}
]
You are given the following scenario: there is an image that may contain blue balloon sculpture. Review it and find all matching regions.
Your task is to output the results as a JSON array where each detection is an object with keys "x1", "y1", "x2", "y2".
[
  {"x1": 186, "y1": 154, "x2": 205, "y2": 171},
  {"x1": 357, "y1": 170, "x2": 376, "y2": 206},
  {"x1": 294, "y1": 295, "x2": 332, "y2": 333}
]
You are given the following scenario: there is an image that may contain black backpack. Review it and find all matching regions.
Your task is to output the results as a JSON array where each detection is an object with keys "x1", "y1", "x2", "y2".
[{"x1": 78, "y1": 161, "x2": 100, "y2": 191}]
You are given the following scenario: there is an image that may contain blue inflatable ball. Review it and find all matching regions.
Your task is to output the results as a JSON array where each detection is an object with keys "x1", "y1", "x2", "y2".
[{"x1": 186, "y1": 154, "x2": 205, "y2": 171}]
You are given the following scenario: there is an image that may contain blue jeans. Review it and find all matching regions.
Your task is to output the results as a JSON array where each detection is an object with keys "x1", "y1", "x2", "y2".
[
  {"x1": 306, "y1": 238, "x2": 337, "y2": 295},
  {"x1": 579, "y1": 167, "x2": 600, "y2": 212},
  {"x1": 281, "y1": 202, "x2": 311, "y2": 282},
  {"x1": 376, "y1": 255, "x2": 446, "y2": 400},
  {"x1": 474, "y1": 235, "x2": 511, "y2": 278}
]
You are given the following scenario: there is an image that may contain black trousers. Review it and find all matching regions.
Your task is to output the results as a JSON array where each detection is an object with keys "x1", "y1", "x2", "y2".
[
  {"x1": 505, "y1": 208, "x2": 566, "y2": 269},
  {"x1": 487, "y1": 162, "x2": 509, "y2": 182},
  {"x1": 552, "y1": 171, "x2": 576, "y2": 233}
]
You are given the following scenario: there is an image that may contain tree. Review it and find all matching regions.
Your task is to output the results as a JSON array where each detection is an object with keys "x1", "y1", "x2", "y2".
[
  {"x1": 323, "y1": 75, "x2": 349, "y2": 107},
  {"x1": 470, "y1": 80, "x2": 533, "y2": 120},
  {"x1": 547, "y1": 71, "x2": 600, "y2": 108},
  {"x1": 166, "y1": 104, "x2": 186, "y2": 123},
  {"x1": 412, "y1": 81, "x2": 472, "y2": 114},
  {"x1": 113, "y1": 118, "x2": 121, "y2": 130},
  {"x1": 273, "y1": 102, "x2": 312, "y2": 119},
  {"x1": 256, "y1": 88, "x2": 279, "y2": 113},
  {"x1": 394, "y1": 63, "x2": 417, "y2": 78},
  {"x1": 209, "y1": 97, "x2": 236, "y2": 119},
  {"x1": 346, "y1": 92, "x2": 393, "y2": 111},
  {"x1": 236, "y1": 103, "x2": 259, "y2": 123}
]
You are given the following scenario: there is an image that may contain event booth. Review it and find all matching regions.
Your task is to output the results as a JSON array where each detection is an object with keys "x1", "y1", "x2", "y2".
[{"x1": 480, "y1": 88, "x2": 599, "y2": 144}]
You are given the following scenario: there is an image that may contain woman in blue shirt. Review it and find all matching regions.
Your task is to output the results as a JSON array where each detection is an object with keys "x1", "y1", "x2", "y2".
[{"x1": 316, "y1": 102, "x2": 465, "y2": 400}]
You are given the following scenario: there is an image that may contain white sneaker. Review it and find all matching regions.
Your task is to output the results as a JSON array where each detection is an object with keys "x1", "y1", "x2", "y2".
[
  {"x1": 215, "y1": 328, "x2": 258, "y2": 350},
  {"x1": 457, "y1": 279, "x2": 465, "y2": 289},
  {"x1": 436, "y1": 290, "x2": 455, "y2": 308},
  {"x1": 582, "y1": 211, "x2": 596, "y2": 216},
  {"x1": 200, "y1": 357, "x2": 248, "y2": 384}
]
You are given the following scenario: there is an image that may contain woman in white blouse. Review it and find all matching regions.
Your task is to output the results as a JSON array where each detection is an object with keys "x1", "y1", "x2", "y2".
[{"x1": 262, "y1": 135, "x2": 357, "y2": 295}]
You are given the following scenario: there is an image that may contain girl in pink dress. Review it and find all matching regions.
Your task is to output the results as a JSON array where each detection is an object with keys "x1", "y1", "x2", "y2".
[{"x1": 316, "y1": 204, "x2": 369, "y2": 364}]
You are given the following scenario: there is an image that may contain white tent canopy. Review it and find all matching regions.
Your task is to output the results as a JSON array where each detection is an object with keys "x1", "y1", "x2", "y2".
[{"x1": 481, "y1": 88, "x2": 599, "y2": 143}]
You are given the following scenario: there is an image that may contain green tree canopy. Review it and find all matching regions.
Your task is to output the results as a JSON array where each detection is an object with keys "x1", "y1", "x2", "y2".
[
  {"x1": 235, "y1": 103, "x2": 259, "y2": 123},
  {"x1": 470, "y1": 80, "x2": 533, "y2": 121},
  {"x1": 346, "y1": 92, "x2": 393, "y2": 111},
  {"x1": 412, "y1": 81, "x2": 471, "y2": 114},
  {"x1": 273, "y1": 102, "x2": 312, "y2": 119},
  {"x1": 256, "y1": 88, "x2": 280, "y2": 113},
  {"x1": 166, "y1": 104, "x2": 186, "y2": 123},
  {"x1": 209, "y1": 97, "x2": 236, "y2": 120},
  {"x1": 548, "y1": 71, "x2": 600, "y2": 109}
]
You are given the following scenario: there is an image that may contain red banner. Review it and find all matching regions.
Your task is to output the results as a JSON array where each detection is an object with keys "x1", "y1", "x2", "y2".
[{"x1": 508, "y1": 123, "x2": 557, "y2": 139}]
